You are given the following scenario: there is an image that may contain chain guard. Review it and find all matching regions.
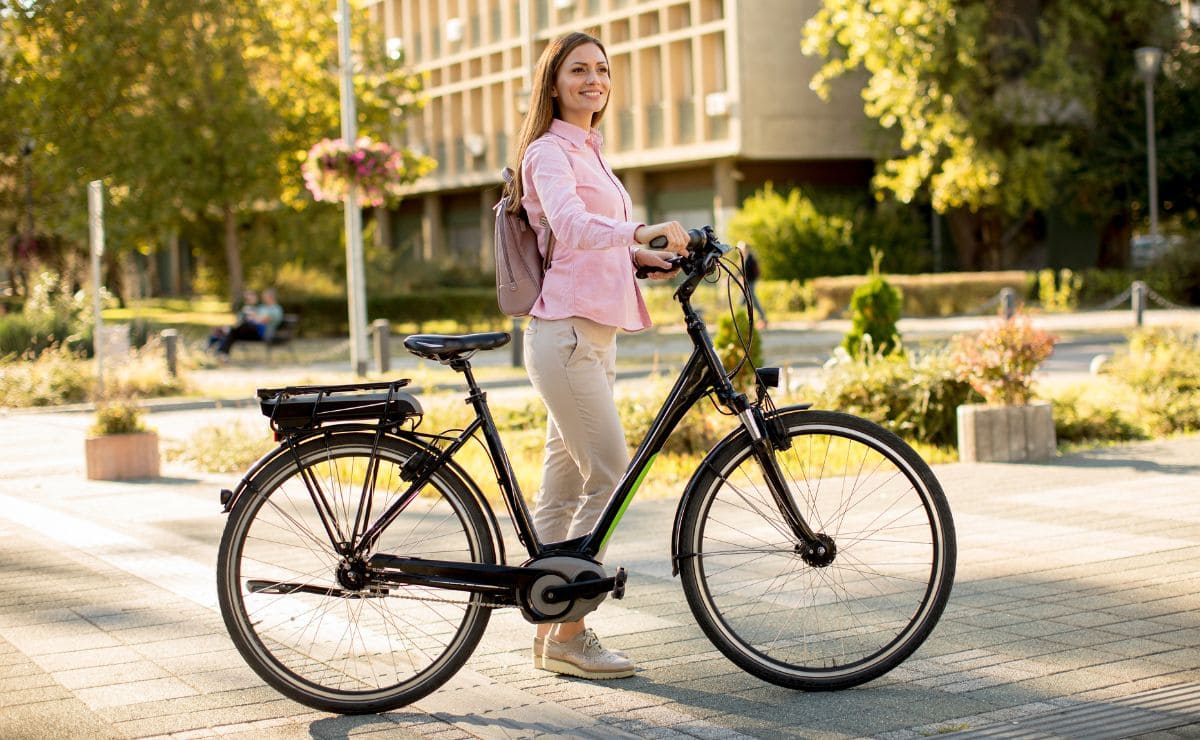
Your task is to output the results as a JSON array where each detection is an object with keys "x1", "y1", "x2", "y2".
[{"x1": 518, "y1": 555, "x2": 607, "y2": 624}]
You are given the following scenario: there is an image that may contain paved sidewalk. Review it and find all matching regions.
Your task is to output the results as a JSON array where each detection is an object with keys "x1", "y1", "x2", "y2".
[{"x1": 1, "y1": 403, "x2": 1200, "y2": 738}]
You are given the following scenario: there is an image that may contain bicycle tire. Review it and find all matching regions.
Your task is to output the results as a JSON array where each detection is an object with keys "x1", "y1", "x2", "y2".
[
  {"x1": 678, "y1": 409, "x2": 955, "y2": 690},
  {"x1": 217, "y1": 431, "x2": 495, "y2": 714}
]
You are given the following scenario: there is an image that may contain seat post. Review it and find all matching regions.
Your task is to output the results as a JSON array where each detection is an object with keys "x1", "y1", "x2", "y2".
[{"x1": 449, "y1": 358, "x2": 483, "y2": 396}]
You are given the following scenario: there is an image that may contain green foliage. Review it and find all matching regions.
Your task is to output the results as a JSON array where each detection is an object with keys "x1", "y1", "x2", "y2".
[
  {"x1": 726, "y1": 184, "x2": 930, "y2": 282},
  {"x1": 166, "y1": 420, "x2": 274, "y2": 473},
  {"x1": 950, "y1": 315, "x2": 1057, "y2": 405},
  {"x1": 811, "y1": 348, "x2": 979, "y2": 447},
  {"x1": 1, "y1": 1, "x2": 429, "y2": 302},
  {"x1": 0, "y1": 344, "x2": 93, "y2": 407},
  {"x1": 842, "y1": 271, "x2": 903, "y2": 358},
  {"x1": 0, "y1": 337, "x2": 186, "y2": 408},
  {"x1": 1103, "y1": 328, "x2": 1200, "y2": 395},
  {"x1": 282, "y1": 289, "x2": 503, "y2": 335},
  {"x1": 90, "y1": 402, "x2": 148, "y2": 436},
  {"x1": 1046, "y1": 385, "x2": 1147, "y2": 445},
  {"x1": 802, "y1": 1, "x2": 1198, "y2": 269},
  {"x1": 1038, "y1": 269, "x2": 1082, "y2": 312},
  {"x1": 713, "y1": 308, "x2": 762, "y2": 391},
  {"x1": 1101, "y1": 328, "x2": 1200, "y2": 435},
  {"x1": 802, "y1": 1, "x2": 1180, "y2": 216}
]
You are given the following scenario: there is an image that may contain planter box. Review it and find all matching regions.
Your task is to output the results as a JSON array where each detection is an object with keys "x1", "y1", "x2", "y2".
[
  {"x1": 957, "y1": 402, "x2": 1055, "y2": 463},
  {"x1": 85, "y1": 432, "x2": 160, "y2": 480}
]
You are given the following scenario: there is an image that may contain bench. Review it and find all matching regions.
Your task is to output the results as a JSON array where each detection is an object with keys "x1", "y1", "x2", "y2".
[{"x1": 264, "y1": 313, "x2": 300, "y2": 362}]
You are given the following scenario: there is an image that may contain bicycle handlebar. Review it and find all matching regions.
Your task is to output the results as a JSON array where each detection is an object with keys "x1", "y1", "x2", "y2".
[{"x1": 634, "y1": 227, "x2": 729, "y2": 284}]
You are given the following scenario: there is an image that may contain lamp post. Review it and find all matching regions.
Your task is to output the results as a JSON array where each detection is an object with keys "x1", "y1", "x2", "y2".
[
  {"x1": 1134, "y1": 46, "x2": 1163, "y2": 245},
  {"x1": 337, "y1": 0, "x2": 369, "y2": 376}
]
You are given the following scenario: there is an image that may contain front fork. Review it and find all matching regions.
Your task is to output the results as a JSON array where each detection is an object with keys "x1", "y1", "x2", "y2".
[{"x1": 736, "y1": 401, "x2": 824, "y2": 554}]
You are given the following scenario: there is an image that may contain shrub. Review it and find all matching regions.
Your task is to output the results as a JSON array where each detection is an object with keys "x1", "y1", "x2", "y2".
[
  {"x1": 1046, "y1": 385, "x2": 1147, "y2": 444},
  {"x1": 90, "y1": 401, "x2": 148, "y2": 436},
  {"x1": 280, "y1": 289, "x2": 501, "y2": 336},
  {"x1": 950, "y1": 315, "x2": 1057, "y2": 405},
  {"x1": 0, "y1": 344, "x2": 94, "y2": 406},
  {"x1": 713, "y1": 308, "x2": 762, "y2": 391},
  {"x1": 842, "y1": 256, "x2": 902, "y2": 358},
  {"x1": 727, "y1": 184, "x2": 855, "y2": 281},
  {"x1": 1101, "y1": 329, "x2": 1200, "y2": 436},
  {"x1": 1038, "y1": 268, "x2": 1082, "y2": 312},
  {"x1": 807, "y1": 271, "x2": 1031, "y2": 319},
  {"x1": 727, "y1": 184, "x2": 931, "y2": 282},
  {"x1": 167, "y1": 420, "x2": 275, "y2": 473},
  {"x1": 1103, "y1": 328, "x2": 1200, "y2": 395},
  {"x1": 811, "y1": 347, "x2": 978, "y2": 447}
]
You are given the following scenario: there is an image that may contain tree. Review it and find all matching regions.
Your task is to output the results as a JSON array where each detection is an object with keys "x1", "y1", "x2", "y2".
[
  {"x1": 0, "y1": 0, "x2": 430, "y2": 303},
  {"x1": 802, "y1": 0, "x2": 1194, "y2": 269}
]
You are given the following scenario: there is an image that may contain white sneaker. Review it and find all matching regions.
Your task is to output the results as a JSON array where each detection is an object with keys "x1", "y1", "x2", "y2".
[
  {"x1": 539, "y1": 629, "x2": 635, "y2": 679},
  {"x1": 533, "y1": 635, "x2": 627, "y2": 669}
]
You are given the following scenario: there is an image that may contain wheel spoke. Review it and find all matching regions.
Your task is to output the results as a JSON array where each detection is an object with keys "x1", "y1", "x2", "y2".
[
  {"x1": 218, "y1": 435, "x2": 492, "y2": 712},
  {"x1": 680, "y1": 412, "x2": 955, "y2": 690}
]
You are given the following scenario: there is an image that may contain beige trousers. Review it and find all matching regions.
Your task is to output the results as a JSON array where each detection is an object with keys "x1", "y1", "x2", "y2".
[{"x1": 524, "y1": 317, "x2": 630, "y2": 549}]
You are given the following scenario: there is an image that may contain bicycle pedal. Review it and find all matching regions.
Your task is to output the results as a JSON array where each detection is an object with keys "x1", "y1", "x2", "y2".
[{"x1": 612, "y1": 567, "x2": 627, "y2": 599}]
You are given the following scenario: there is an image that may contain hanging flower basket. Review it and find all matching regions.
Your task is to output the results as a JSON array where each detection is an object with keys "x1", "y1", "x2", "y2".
[{"x1": 302, "y1": 137, "x2": 425, "y2": 208}]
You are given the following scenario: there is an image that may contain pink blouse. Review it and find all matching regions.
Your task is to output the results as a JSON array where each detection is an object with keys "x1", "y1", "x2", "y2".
[{"x1": 521, "y1": 119, "x2": 651, "y2": 332}]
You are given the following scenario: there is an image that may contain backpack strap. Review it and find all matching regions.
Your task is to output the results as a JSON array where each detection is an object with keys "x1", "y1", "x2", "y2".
[{"x1": 502, "y1": 166, "x2": 556, "y2": 272}]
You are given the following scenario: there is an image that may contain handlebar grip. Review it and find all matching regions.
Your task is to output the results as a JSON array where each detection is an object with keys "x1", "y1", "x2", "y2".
[{"x1": 635, "y1": 255, "x2": 685, "y2": 279}]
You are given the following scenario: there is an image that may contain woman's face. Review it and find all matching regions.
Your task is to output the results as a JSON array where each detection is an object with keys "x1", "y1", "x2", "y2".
[{"x1": 553, "y1": 42, "x2": 610, "y2": 129}]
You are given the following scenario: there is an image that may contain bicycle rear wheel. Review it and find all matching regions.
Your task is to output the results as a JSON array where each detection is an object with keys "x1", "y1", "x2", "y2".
[
  {"x1": 679, "y1": 409, "x2": 955, "y2": 690},
  {"x1": 217, "y1": 431, "x2": 495, "y2": 713}
]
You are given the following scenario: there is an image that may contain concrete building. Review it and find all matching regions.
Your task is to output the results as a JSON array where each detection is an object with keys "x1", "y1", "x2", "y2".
[{"x1": 366, "y1": 0, "x2": 874, "y2": 271}]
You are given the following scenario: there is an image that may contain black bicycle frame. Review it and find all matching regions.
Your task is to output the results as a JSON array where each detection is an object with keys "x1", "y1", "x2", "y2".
[{"x1": 352, "y1": 296, "x2": 816, "y2": 579}]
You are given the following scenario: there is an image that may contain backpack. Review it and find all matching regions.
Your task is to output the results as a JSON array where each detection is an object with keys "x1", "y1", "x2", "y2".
[{"x1": 494, "y1": 167, "x2": 556, "y2": 317}]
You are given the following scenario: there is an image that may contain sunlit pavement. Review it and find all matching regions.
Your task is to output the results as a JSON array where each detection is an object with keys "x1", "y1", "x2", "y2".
[{"x1": 3, "y1": 309, "x2": 1200, "y2": 738}]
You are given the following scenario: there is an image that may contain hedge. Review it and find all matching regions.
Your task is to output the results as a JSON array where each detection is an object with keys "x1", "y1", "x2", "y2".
[
  {"x1": 807, "y1": 271, "x2": 1034, "y2": 318},
  {"x1": 279, "y1": 289, "x2": 503, "y2": 336}
]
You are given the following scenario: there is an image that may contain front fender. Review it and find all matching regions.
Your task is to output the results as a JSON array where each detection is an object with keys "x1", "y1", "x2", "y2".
[{"x1": 668, "y1": 403, "x2": 811, "y2": 576}]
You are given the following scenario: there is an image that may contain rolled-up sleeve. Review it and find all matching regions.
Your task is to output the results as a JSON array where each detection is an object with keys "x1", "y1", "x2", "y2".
[{"x1": 524, "y1": 141, "x2": 641, "y2": 251}]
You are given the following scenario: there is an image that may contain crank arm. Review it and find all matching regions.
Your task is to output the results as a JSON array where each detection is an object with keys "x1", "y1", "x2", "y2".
[{"x1": 543, "y1": 567, "x2": 627, "y2": 603}]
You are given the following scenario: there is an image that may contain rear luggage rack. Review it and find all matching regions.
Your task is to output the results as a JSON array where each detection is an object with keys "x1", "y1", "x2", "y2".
[{"x1": 258, "y1": 380, "x2": 422, "y2": 433}]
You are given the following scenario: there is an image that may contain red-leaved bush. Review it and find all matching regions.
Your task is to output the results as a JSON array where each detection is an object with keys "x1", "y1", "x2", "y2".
[{"x1": 951, "y1": 315, "x2": 1057, "y2": 405}]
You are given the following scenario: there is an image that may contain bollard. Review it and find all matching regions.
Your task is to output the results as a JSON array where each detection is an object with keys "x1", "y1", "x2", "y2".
[
  {"x1": 1132, "y1": 281, "x2": 1147, "y2": 327},
  {"x1": 161, "y1": 329, "x2": 178, "y2": 377},
  {"x1": 511, "y1": 317, "x2": 524, "y2": 368},
  {"x1": 999, "y1": 287, "x2": 1017, "y2": 319},
  {"x1": 371, "y1": 319, "x2": 390, "y2": 374}
]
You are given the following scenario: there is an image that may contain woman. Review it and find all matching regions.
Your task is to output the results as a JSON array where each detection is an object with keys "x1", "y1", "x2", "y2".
[{"x1": 506, "y1": 31, "x2": 689, "y2": 680}]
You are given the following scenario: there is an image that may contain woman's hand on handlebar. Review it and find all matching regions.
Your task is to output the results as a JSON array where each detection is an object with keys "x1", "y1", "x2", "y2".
[
  {"x1": 634, "y1": 221, "x2": 690, "y2": 257},
  {"x1": 633, "y1": 248, "x2": 682, "y2": 280}
]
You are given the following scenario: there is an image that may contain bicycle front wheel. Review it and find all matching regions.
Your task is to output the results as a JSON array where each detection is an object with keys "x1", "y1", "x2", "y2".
[
  {"x1": 679, "y1": 409, "x2": 955, "y2": 690},
  {"x1": 217, "y1": 432, "x2": 495, "y2": 714}
]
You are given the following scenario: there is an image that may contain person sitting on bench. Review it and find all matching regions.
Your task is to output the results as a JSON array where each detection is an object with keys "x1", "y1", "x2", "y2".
[{"x1": 216, "y1": 288, "x2": 283, "y2": 359}]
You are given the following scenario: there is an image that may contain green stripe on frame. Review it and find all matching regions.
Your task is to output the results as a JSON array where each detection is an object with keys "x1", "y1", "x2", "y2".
[{"x1": 598, "y1": 453, "x2": 657, "y2": 552}]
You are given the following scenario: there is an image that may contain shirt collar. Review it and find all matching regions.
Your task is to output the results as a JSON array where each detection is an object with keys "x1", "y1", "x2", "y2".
[{"x1": 549, "y1": 118, "x2": 604, "y2": 149}]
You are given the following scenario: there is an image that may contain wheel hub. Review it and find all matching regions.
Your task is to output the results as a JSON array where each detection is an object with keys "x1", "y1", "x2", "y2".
[
  {"x1": 336, "y1": 558, "x2": 368, "y2": 591},
  {"x1": 799, "y1": 533, "x2": 837, "y2": 567}
]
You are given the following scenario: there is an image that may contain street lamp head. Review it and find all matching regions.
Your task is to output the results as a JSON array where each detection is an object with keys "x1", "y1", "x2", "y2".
[{"x1": 1134, "y1": 46, "x2": 1163, "y2": 83}]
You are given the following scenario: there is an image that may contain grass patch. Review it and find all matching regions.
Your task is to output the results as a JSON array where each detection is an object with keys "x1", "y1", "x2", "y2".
[
  {"x1": 0, "y1": 336, "x2": 189, "y2": 407},
  {"x1": 165, "y1": 420, "x2": 275, "y2": 473}
]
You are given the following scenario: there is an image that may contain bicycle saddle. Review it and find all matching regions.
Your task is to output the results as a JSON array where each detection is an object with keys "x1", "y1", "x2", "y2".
[{"x1": 404, "y1": 332, "x2": 511, "y2": 360}]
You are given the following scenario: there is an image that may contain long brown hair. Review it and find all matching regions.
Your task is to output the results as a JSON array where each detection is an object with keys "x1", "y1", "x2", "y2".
[{"x1": 505, "y1": 31, "x2": 609, "y2": 214}]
